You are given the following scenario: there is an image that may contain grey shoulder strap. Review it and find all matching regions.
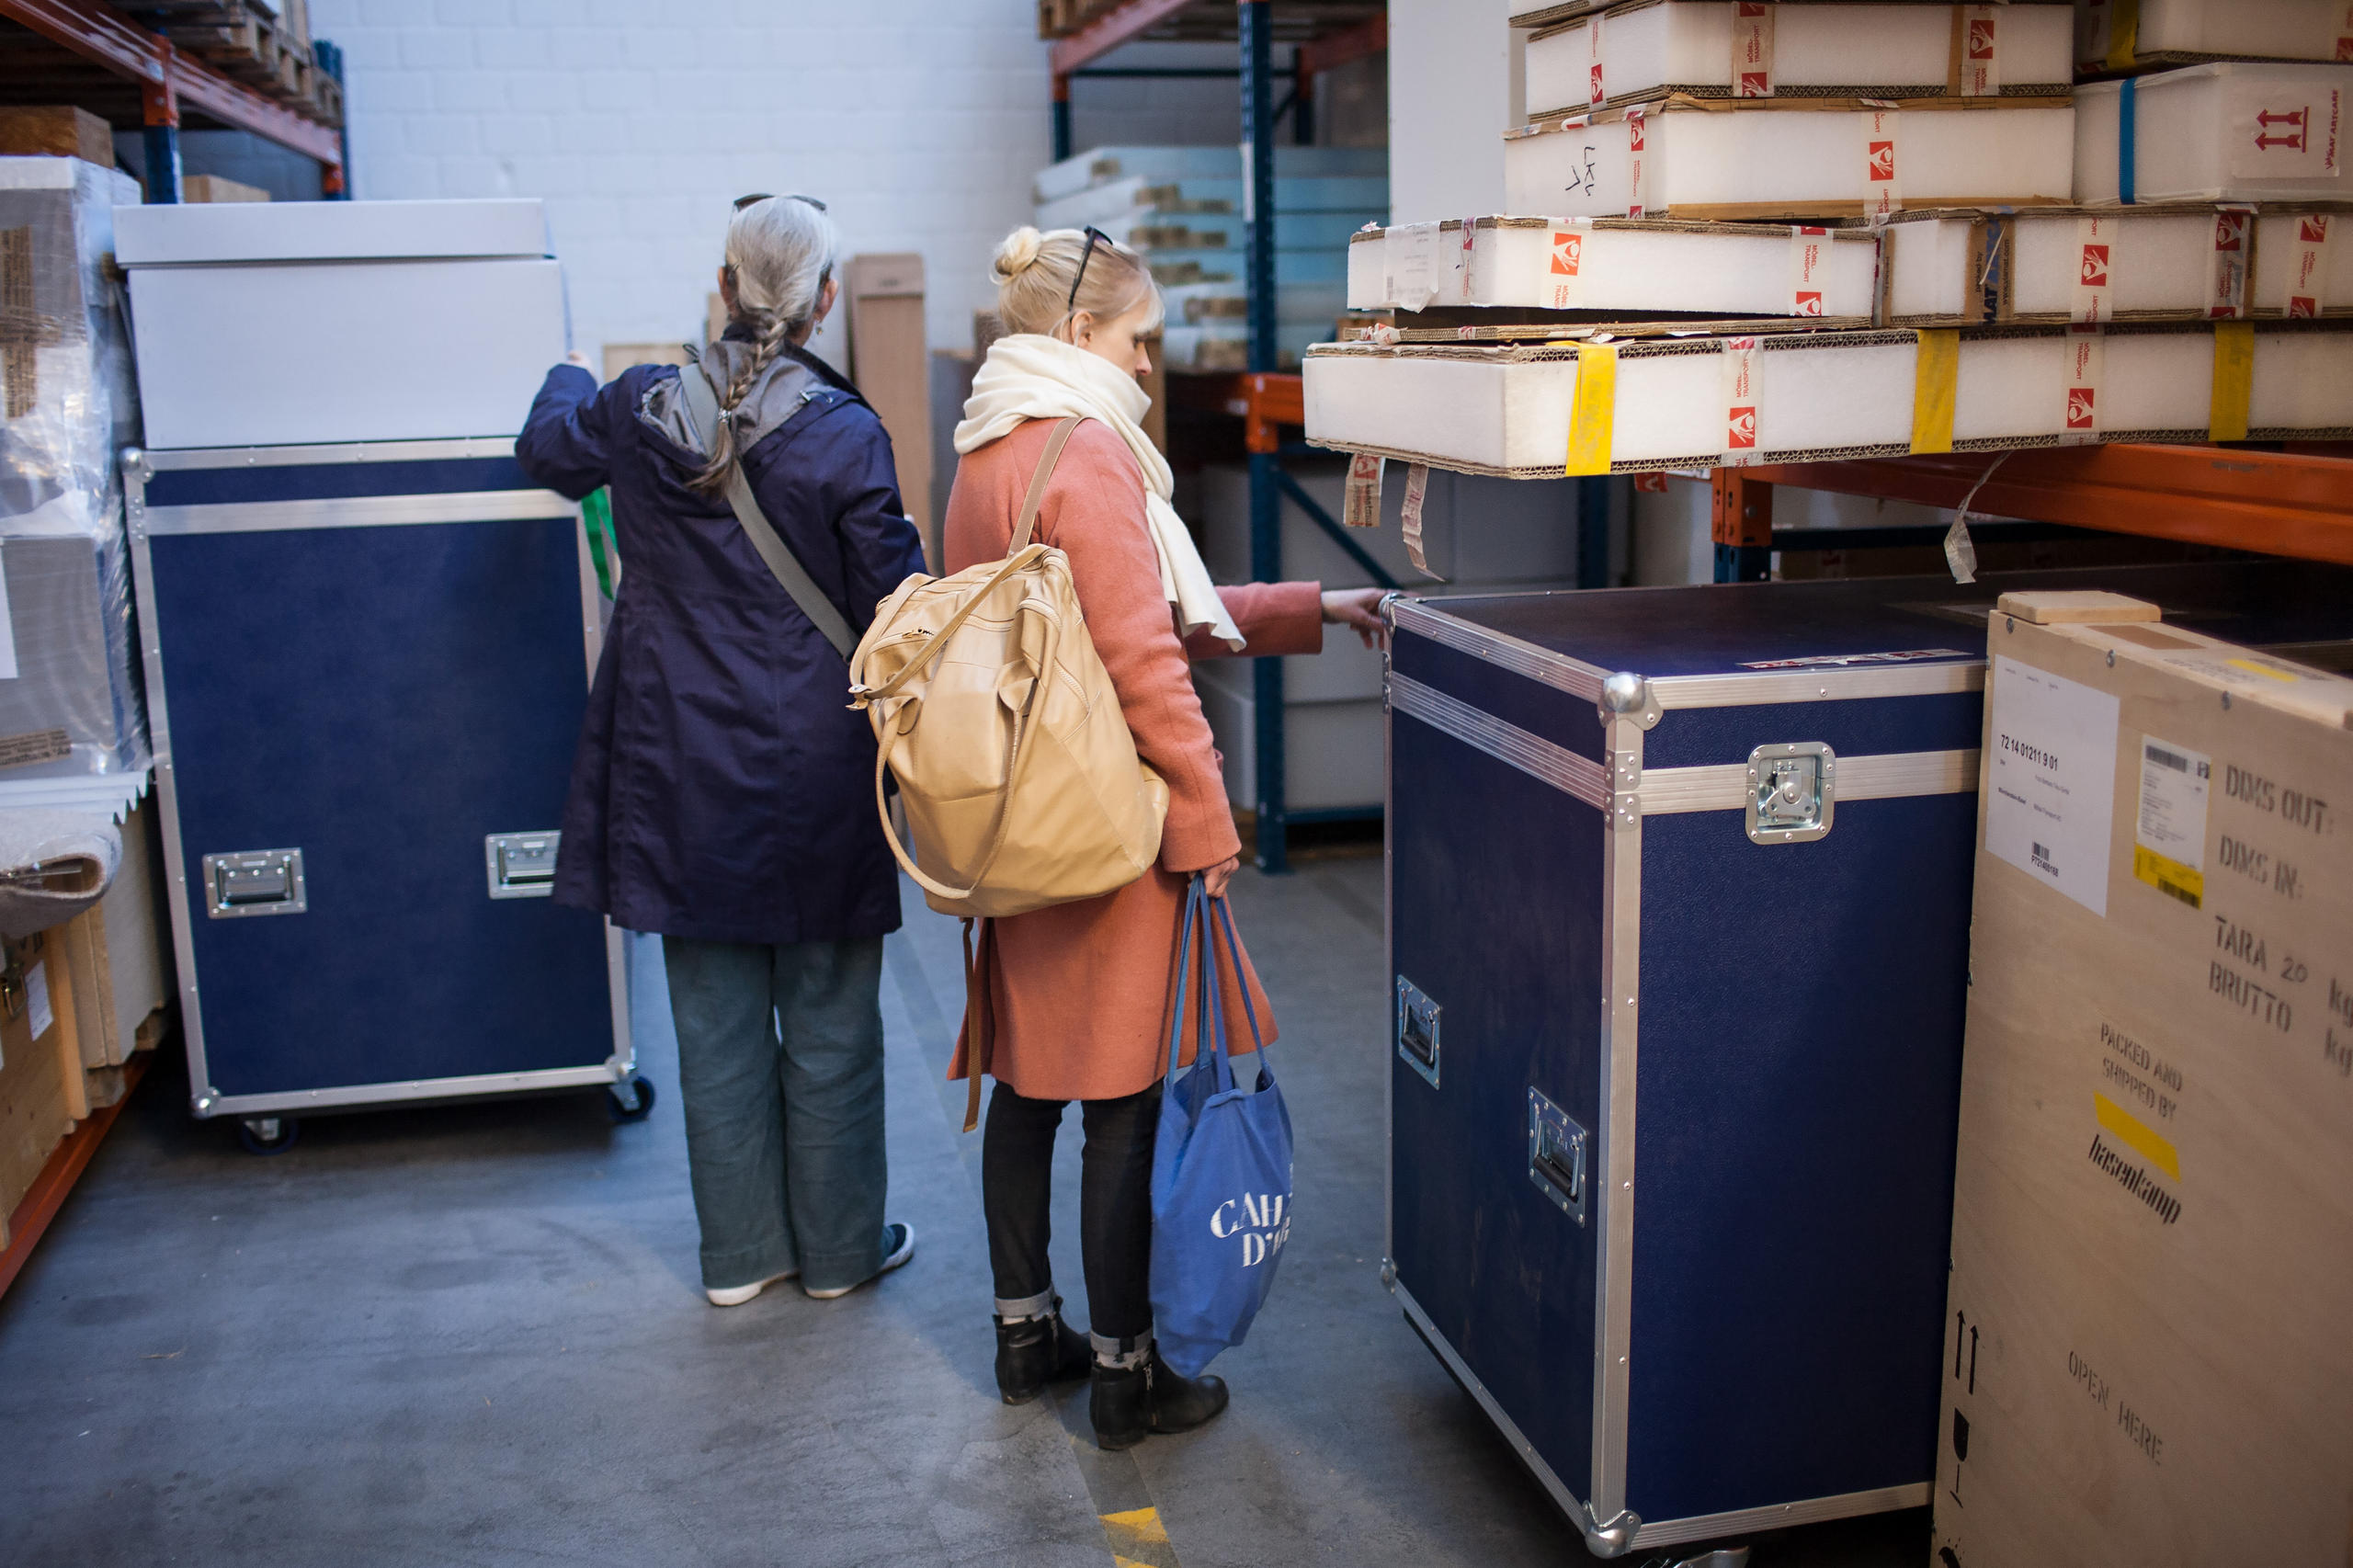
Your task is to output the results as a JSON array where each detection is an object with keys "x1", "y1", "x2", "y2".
[{"x1": 676, "y1": 357, "x2": 858, "y2": 659}]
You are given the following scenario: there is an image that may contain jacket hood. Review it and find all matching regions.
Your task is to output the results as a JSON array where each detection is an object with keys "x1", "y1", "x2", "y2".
[{"x1": 635, "y1": 339, "x2": 862, "y2": 473}]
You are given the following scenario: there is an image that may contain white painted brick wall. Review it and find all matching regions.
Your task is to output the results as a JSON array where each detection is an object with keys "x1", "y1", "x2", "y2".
[{"x1": 306, "y1": 4, "x2": 1254, "y2": 360}]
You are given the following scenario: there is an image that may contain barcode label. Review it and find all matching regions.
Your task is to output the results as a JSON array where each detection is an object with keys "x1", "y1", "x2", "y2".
[
  {"x1": 2032, "y1": 842, "x2": 2050, "y2": 861},
  {"x1": 2145, "y1": 744, "x2": 2188, "y2": 773}
]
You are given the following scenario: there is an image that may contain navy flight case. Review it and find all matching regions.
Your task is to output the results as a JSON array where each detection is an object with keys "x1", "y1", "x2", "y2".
[
  {"x1": 1378, "y1": 562, "x2": 2353, "y2": 1557},
  {"x1": 125, "y1": 439, "x2": 634, "y2": 1147}
]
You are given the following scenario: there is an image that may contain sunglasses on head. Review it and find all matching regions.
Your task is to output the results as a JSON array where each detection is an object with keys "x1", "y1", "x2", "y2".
[
  {"x1": 734, "y1": 192, "x2": 827, "y2": 212},
  {"x1": 1067, "y1": 225, "x2": 1115, "y2": 314}
]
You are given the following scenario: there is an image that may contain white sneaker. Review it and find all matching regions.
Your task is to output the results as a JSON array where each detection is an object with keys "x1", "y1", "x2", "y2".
[
  {"x1": 805, "y1": 1222, "x2": 915, "y2": 1300},
  {"x1": 705, "y1": 1267, "x2": 798, "y2": 1307}
]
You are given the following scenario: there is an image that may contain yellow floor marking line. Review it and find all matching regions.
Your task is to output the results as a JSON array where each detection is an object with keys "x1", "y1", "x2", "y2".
[
  {"x1": 1101, "y1": 1505, "x2": 1180, "y2": 1568},
  {"x1": 2095, "y1": 1092, "x2": 2181, "y2": 1181}
]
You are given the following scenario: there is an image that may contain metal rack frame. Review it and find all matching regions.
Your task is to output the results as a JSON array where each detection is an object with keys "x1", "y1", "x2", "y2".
[{"x1": 0, "y1": 0, "x2": 345, "y2": 201}]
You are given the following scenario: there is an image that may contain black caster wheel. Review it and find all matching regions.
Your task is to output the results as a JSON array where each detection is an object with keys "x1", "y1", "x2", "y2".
[
  {"x1": 607, "y1": 1074, "x2": 656, "y2": 1123},
  {"x1": 236, "y1": 1116, "x2": 300, "y2": 1156}
]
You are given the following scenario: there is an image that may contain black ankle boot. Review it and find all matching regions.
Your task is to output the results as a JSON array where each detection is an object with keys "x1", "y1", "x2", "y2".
[
  {"x1": 1089, "y1": 1346, "x2": 1229, "y2": 1450},
  {"x1": 994, "y1": 1303, "x2": 1090, "y2": 1405}
]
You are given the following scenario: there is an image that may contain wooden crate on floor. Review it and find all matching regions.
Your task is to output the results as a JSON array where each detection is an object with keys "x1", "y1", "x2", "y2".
[
  {"x1": 57, "y1": 798, "x2": 173, "y2": 1081},
  {"x1": 0, "y1": 929, "x2": 85, "y2": 1250}
]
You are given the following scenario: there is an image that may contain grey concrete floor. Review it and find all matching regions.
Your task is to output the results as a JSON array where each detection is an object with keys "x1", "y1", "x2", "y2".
[{"x1": 0, "y1": 853, "x2": 1924, "y2": 1567}]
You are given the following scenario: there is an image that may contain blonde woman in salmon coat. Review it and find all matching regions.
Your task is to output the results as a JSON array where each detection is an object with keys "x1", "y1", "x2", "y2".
[{"x1": 942, "y1": 224, "x2": 1382, "y2": 1449}]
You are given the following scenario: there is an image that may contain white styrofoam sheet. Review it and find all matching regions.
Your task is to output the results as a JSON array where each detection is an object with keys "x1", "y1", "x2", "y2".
[
  {"x1": 1302, "y1": 326, "x2": 2353, "y2": 475},
  {"x1": 114, "y1": 198, "x2": 550, "y2": 265},
  {"x1": 1884, "y1": 207, "x2": 2353, "y2": 322},
  {"x1": 2077, "y1": 0, "x2": 2353, "y2": 71},
  {"x1": 1347, "y1": 216, "x2": 1879, "y2": 315},
  {"x1": 128, "y1": 258, "x2": 568, "y2": 448},
  {"x1": 2075, "y1": 62, "x2": 2353, "y2": 205},
  {"x1": 1527, "y1": 1, "x2": 2073, "y2": 116},
  {"x1": 1505, "y1": 101, "x2": 2075, "y2": 216}
]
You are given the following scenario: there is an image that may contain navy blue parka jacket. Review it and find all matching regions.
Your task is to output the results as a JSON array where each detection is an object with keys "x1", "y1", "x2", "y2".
[{"x1": 517, "y1": 337, "x2": 927, "y2": 945}]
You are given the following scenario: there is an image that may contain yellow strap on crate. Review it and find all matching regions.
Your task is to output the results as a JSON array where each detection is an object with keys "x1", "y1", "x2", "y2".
[
  {"x1": 1564, "y1": 342, "x2": 1618, "y2": 476},
  {"x1": 2208, "y1": 320, "x2": 2255, "y2": 442},
  {"x1": 2103, "y1": 0, "x2": 2141, "y2": 74},
  {"x1": 1909, "y1": 329, "x2": 1959, "y2": 454}
]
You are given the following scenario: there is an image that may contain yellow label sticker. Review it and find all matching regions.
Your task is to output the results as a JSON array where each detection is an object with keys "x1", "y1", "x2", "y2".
[
  {"x1": 1909, "y1": 329, "x2": 1958, "y2": 454},
  {"x1": 2096, "y1": 1091, "x2": 2180, "y2": 1181},
  {"x1": 2224, "y1": 656, "x2": 2298, "y2": 683},
  {"x1": 2208, "y1": 320, "x2": 2254, "y2": 442},
  {"x1": 1565, "y1": 342, "x2": 1618, "y2": 476},
  {"x1": 2132, "y1": 844, "x2": 2204, "y2": 909}
]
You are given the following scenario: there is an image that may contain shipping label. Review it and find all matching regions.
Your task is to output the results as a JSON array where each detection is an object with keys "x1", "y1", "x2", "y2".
[
  {"x1": 1588, "y1": 13, "x2": 1606, "y2": 108},
  {"x1": 2061, "y1": 324, "x2": 2104, "y2": 446},
  {"x1": 2287, "y1": 212, "x2": 2334, "y2": 318},
  {"x1": 1787, "y1": 225, "x2": 1828, "y2": 315},
  {"x1": 1960, "y1": 6, "x2": 2002, "y2": 97},
  {"x1": 1733, "y1": 3, "x2": 1775, "y2": 98},
  {"x1": 1545, "y1": 224, "x2": 1588, "y2": 309},
  {"x1": 2072, "y1": 215, "x2": 2115, "y2": 325},
  {"x1": 2227, "y1": 84, "x2": 2342, "y2": 180},
  {"x1": 0, "y1": 726, "x2": 69, "y2": 769},
  {"x1": 2133, "y1": 733, "x2": 2210, "y2": 908},
  {"x1": 26, "y1": 957, "x2": 51, "y2": 1041},
  {"x1": 1626, "y1": 108, "x2": 1647, "y2": 217},
  {"x1": 1863, "y1": 108, "x2": 1902, "y2": 219},
  {"x1": 1720, "y1": 336, "x2": 1761, "y2": 466},
  {"x1": 2207, "y1": 208, "x2": 2253, "y2": 319},
  {"x1": 1985, "y1": 656, "x2": 2120, "y2": 915},
  {"x1": 1384, "y1": 222, "x2": 1438, "y2": 311}
]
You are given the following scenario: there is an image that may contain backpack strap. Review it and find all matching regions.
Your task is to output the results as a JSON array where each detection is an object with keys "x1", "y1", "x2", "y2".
[
  {"x1": 676, "y1": 357, "x2": 858, "y2": 659},
  {"x1": 1009, "y1": 415, "x2": 1084, "y2": 552}
]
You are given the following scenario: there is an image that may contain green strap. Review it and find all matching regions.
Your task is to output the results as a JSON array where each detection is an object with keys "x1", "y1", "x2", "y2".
[
  {"x1": 582, "y1": 487, "x2": 618, "y2": 597},
  {"x1": 675, "y1": 357, "x2": 858, "y2": 659}
]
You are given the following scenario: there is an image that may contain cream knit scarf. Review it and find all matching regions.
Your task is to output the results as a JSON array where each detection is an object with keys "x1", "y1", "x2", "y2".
[{"x1": 955, "y1": 333, "x2": 1244, "y2": 651}]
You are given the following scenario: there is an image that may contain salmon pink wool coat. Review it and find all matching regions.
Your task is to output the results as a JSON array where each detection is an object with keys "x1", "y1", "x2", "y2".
[{"x1": 941, "y1": 416, "x2": 1324, "y2": 1103}]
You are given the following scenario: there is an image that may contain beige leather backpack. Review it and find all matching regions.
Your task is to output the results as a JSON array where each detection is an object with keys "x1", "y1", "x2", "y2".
[{"x1": 848, "y1": 417, "x2": 1170, "y2": 921}]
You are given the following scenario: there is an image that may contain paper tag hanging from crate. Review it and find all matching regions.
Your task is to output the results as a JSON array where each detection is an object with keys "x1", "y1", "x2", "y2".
[
  {"x1": 1344, "y1": 451, "x2": 1386, "y2": 528},
  {"x1": 1733, "y1": 3, "x2": 1775, "y2": 98},
  {"x1": 2287, "y1": 213, "x2": 2335, "y2": 317},
  {"x1": 2206, "y1": 208, "x2": 2253, "y2": 319},
  {"x1": 1400, "y1": 462, "x2": 1440, "y2": 579}
]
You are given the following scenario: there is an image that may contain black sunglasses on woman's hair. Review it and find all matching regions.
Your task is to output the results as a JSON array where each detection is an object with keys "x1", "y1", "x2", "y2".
[
  {"x1": 733, "y1": 192, "x2": 827, "y2": 211},
  {"x1": 1067, "y1": 225, "x2": 1115, "y2": 313}
]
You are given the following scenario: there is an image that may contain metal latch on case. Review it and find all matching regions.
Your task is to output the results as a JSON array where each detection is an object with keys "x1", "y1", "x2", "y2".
[
  {"x1": 202, "y1": 849, "x2": 306, "y2": 918},
  {"x1": 1745, "y1": 741, "x2": 1836, "y2": 844},
  {"x1": 1527, "y1": 1087, "x2": 1587, "y2": 1224},
  {"x1": 485, "y1": 832, "x2": 561, "y2": 899},
  {"x1": 1395, "y1": 975, "x2": 1440, "y2": 1087}
]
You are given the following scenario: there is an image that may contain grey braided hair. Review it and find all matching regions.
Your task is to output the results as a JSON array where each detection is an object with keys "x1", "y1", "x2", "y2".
[{"x1": 690, "y1": 194, "x2": 841, "y2": 493}]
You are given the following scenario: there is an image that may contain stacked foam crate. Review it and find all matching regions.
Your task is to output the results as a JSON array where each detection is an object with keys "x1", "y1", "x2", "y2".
[
  {"x1": 1307, "y1": 3, "x2": 2353, "y2": 482},
  {"x1": 1032, "y1": 144, "x2": 1388, "y2": 370}
]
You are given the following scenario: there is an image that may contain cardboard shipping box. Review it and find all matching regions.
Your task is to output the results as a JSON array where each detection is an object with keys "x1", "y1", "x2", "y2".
[
  {"x1": 842, "y1": 254, "x2": 934, "y2": 569},
  {"x1": 1934, "y1": 592, "x2": 2353, "y2": 1567}
]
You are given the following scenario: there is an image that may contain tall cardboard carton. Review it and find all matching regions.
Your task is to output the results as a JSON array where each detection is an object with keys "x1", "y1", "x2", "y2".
[{"x1": 1934, "y1": 592, "x2": 2353, "y2": 1567}]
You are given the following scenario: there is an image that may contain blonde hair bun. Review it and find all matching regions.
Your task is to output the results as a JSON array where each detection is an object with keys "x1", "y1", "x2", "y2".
[{"x1": 992, "y1": 225, "x2": 1047, "y2": 284}]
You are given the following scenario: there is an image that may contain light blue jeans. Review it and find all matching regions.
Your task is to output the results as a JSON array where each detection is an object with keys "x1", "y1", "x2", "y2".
[{"x1": 663, "y1": 937, "x2": 889, "y2": 1294}]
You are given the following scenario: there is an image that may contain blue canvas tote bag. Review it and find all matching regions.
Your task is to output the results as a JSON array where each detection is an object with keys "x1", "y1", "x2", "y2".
[{"x1": 1148, "y1": 877, "x2": 1296, "y2": 1378}]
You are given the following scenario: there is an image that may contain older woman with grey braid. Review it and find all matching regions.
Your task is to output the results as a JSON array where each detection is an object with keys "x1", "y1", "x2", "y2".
[{"x1": 517, "y1": 193, "x2": 929, "y2": 1305}]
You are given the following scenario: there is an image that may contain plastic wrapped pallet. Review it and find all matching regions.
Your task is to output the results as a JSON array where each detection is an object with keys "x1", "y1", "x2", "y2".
[
  {"x1": 1881, "y1": 204, "x2": 2353, "y2": 323},
  {"x1": 1517, "y1": 0, "x2": 2074, "y2": 118},
  {"x1": 1504, "y1": 98, "x2": 2075, "y2": 219},
  {"x1": 1348, "y1": 216, "x2": 1880, "y2": 318},
  {"x1": 1302, "y1": 322, "x2": 2353, "y2": 476},
  {"x1": 2075, "y1": 62, "x2": 2353, "y2": 205},
  {"x1": 0, "y1": 157, "x2": 147, "y2": 793},
  {"x1": 2076, "y1": 0, "x2": 2353, "y2": 74},
  {"x1": 1935, "y1": 594, "x2": 2353, "y2": 1568}
]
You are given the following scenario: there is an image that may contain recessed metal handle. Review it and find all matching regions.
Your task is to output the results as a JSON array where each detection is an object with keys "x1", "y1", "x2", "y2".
[
  {"x1": 1745, "y1": 741, "x2": 1836, "y2": 844},
  {"x1": 1396, "y1": 975, "x2": 1440, "y2": 1087},
  {"x1": 203, "y1": 849, "x2": 306, "y2": 919},
  {"x1": 485, "y1": 832, "x2": 561, "y2": 899},
  {"x1": 1528, "y1": 1087, "x2": 1587, "y2": 1225}
]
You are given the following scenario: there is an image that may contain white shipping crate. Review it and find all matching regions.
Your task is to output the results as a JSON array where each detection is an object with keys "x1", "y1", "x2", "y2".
[
  {"x1": 116, "y1": 199, "x2": 567, "y2": 449},
  {"x1": 1302, "y1": 324, "x2": 2353, "y2": 476},
  {"x1": 1504, "y1": 100, "x2": 2075, "y2": 219},
  {"x1": 1347, "y1": 216, "x2": 1880, "y2": 317},
  {"x1": 1883, "y1": 206, "x2": 2353, "y2": 323},
  {"x1": 1522, "y1": 1, "x2": 2073, "y2": 117},
  {"x1": 2076, "y1": 0, "x2": 2353, "y2": 73},
  {"x1": 2075, "y1": 62, "x2": 2353, "y2": 206}
]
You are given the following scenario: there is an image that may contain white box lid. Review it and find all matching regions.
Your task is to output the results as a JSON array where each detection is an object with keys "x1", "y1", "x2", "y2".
[{"x1": 114, "y1": 198, "x2": 551, "y2": 266}]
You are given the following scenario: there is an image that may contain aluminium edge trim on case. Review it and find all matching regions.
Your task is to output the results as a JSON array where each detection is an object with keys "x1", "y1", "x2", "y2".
[
  {"x1": 1389, "y1": 675, "x2": 1610, "y2": 807},
  {"x1": 142, "y1": 490, "x2": 578, "y2": 537},
  {"x1": 124, "y1": 440, "x2": 633, "y2": 1119}
]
